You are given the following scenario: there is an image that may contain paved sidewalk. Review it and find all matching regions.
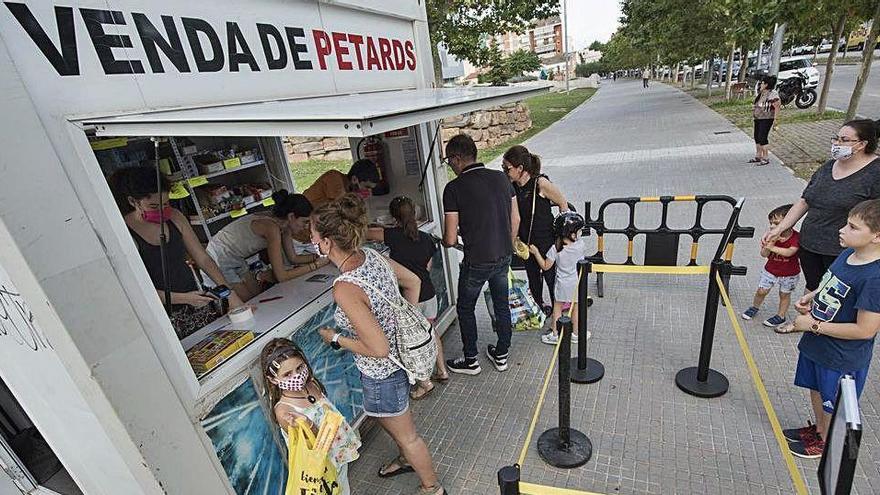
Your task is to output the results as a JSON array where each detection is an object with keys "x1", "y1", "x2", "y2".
[
  {"x1": 772, "y1": 119, "x2": 843, "y2": 178},
  {"x1": 349, "y1": 79, "x2": 880, "y2": 494}
]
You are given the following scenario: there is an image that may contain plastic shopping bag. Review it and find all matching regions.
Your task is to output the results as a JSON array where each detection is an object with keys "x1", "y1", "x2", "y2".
[
  {"x1": 484, "y1": 269, "x2": 546, "y2": 331},
  {"x1": 286, "y1": 419, "x2": 339, "y2": 495}
]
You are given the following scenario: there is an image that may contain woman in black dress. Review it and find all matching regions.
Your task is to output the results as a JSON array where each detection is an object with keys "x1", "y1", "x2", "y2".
[{"x1": 502, "y1": 145, "x2": 570, "y2": 313}]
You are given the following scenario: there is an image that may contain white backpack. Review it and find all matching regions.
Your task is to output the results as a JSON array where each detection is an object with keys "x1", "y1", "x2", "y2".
[{"x1": 334, "y1": 256, "x2": 437, "y2": 384}]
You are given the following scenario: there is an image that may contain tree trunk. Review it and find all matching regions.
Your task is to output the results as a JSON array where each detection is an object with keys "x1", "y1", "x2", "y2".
[
  {"x1": 739, "y1": 47, "x2": 750, "y2": 82},
  {"x1": 724, "y1": 43, "x2": 736, "y2": 100},
  {"x1": 673, "y1": 62, "x2": 680, "y2": 86},
  {"x1": 818, "y1": 14, "x2": 847, "y2": 114},
  {"x1": 705, "y1": 59, "x2": 712, "y2": 96},
  {"x1": 431, "y1": 42, "x2": 443, "y2": 88},
  {"x1": 846, "y1": 2, "x2": 880, "y2": 120}
]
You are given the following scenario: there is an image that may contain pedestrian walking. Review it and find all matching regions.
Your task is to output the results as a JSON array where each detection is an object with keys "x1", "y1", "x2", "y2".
[
  {"x1": 762, "y1": 119, "x2": 880, "y2": 291},
  {"x1": 311, "y1": 194, "x2": 445, "y2": 495},
  {"x1": 503, "y1": 145, "x2": 570, "y2": 315},
  {"x1": 442, "y1": 134, "x2": 520, "y2": 375},
  {"x1": 749, "y1": 75, "x2": 780, "y2": 166},
  {"x1": 642, "y1": 68, "x2": 650, "y2": 88}
]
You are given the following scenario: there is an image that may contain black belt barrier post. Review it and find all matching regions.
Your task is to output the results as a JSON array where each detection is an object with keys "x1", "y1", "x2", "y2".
[
  {"x1": 571, "y1": 259, "x2": 605, "y2": 384},
  {"x1": 675, "y1": 258, "x2": 730, "y2": 397},
  {"x1": 537, "y1": 317, "x2": 592, "y2": 468},
  {"x1": 497, "y1": 464, "x2": 521, "y2": 495}
]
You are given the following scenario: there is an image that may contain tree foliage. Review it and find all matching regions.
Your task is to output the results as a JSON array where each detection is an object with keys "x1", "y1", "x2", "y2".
[{"x1": 482, "y1": 49, "x2": 542, "y2": 85}]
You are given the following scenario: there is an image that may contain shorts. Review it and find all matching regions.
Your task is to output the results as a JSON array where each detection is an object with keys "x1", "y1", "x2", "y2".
[
  {"x1": 753, "y1": 118, "x2": 773, "y2": 145},
  {"x1": 757, "y1": 269, "x2": 799, "y2": 293},
  {"x1": 360, "y1": 369, "x2": 409, "y2": 418},
  {"x1": 794, "y1": 353, "x2": 868, "y2": 413},
  {"x1": 418, "y1": 296, "x2": 438, "y2": 321}
]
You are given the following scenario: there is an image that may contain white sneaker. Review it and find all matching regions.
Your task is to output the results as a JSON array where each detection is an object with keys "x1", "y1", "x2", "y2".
[{"x1": 541, "y1": 332, "x2": 558, "y2": 345}]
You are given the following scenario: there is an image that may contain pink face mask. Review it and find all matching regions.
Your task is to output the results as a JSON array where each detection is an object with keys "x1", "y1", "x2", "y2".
[
  {"x1": 354, "y1": 188, "x2": 372, "y2": 199},
  {"x1": 142, "y1": 206, "x2": 173, "y2": 224},
  {"x1": 276, "y1": 367, "x2": 310, "y2": 391}
]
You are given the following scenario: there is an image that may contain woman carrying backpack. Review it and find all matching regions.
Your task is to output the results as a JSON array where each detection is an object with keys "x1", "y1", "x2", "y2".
[{"x1": 313, "y1": 194, "x2": 445, "y2": 495}]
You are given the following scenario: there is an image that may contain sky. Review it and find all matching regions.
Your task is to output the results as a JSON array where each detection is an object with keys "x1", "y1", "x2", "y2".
[{"x1": 564, "y1": 0, "x2": 622, "y2": 50}]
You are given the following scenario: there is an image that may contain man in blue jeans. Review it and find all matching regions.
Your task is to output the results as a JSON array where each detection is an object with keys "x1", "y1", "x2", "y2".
[{"x1": 442, "y1": 134, "x2": 520, "y2": 374}]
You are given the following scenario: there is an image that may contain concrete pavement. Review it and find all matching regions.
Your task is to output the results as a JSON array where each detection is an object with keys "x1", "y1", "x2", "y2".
[{"x1": 349, "y1": 79, "x2": 880, "y2": 494}]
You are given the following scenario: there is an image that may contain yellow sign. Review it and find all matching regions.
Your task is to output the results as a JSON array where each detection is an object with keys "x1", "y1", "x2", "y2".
[
  {"x1": 223, "y1": 157, "x2": 241, "y2": 170},
  {"x1": 168, "y1": 182, "x2": 190, "y2": 200},
  {"x1": 262, "y1": 197, "x2": 276, "y2": 207},
  {"x1": 230, "y1": 208, "x2": 248, "y2": 218},
  {"x1": 187, "y1": 176, "x2": 209, "y2": 188},
  {"x1": 158, "y1": 158, "x2": 172, "y2": 175},
  {"x1": 89, "y1": 137, "x2": 128, "y2": 151}
]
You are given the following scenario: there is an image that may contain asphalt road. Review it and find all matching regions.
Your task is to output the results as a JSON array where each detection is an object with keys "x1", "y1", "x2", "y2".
[{"x1": 817, "y1": 58, "x2": 880, "y2": 118}]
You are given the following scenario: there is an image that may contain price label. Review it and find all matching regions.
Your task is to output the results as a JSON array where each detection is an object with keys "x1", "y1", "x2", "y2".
[
  {"x1": 168, "y1": 182, "x2": 190, "y2": 200},
  {"x1": 223, "y1": 157, "x2": 241, "y2": 170},
  {"x1": 262, "y1": 197, "x2": 276, "y2": 207},
  {"x1": 230, "y1": 208, "x2": 248, "y2": 218},
  {"x1": 187, "y1": 176, "x2": 209, "y2": 187}
]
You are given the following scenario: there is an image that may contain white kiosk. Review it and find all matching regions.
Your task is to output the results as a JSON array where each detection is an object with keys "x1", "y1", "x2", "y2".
[{"x1": 0, "y1": 1, "x2": 546, "y2": 494}]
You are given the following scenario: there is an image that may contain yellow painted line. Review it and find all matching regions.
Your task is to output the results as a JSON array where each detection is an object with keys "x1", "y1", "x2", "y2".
[
  {"x1": 592, "y1": 264, "x2": 709, "y2": 275},
  {"x1": 521, "y1": 482, "x2": 606, "y2": 495},
  {"x1": 714, "y1": 273, "x2": 809, "y2": 495},
  {"x1": 640, "y1": 196, "x2": 660, "y2": 202},
  {"x1": 674, "y1": 195, "x2": 696, "y2": 201}
]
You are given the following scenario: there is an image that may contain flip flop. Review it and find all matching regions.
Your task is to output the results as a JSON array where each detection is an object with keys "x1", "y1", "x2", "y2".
[
  {"x1": 410, "y1": 382, "x2": 435, "y2": 400},
  {"x1": 747, "y1": 157, "x2": 761, "y2": 163},
  {"x1": 758, "y1": 159, "x2": 770, "y2": 166},
  {"x1": 378, "y1": 455, "x2": 414, "y2": 478},
  {"x1": 431, "y1": 372, "x2": 450, "y2": 383},
  {"x1": 774, "y1": 322, "x2": 797, "y2": 334}
]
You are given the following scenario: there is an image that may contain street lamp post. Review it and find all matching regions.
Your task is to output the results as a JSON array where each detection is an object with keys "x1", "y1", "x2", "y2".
[{"x1": 563, "y1": 0, "x2": 570, "y2": 92}]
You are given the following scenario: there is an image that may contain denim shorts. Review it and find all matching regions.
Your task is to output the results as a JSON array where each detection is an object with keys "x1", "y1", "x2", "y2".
[
  {"x1": 361, "y1": 368, "x2": 409, "y2": 418},
  {"x1": 757, "y1": 269, "x2": 799, "y2": 293}
]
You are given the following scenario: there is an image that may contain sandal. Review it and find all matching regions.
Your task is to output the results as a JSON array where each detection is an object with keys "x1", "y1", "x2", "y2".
[
  {"x1": 410, "y1": 382, "x2": 435, "y2": 400},
  {"x1": 431, "y1": 371, "x2": 450, "y2": 383},
  {"x1": 774, "y1": 322, "x2": 797, "y2": 334},
  {"x1": 758, "y1": 159, "x2": 770, "y2": 166},
  {"x1": 747, "y1": 157, "x2": 761, "y2": 163},
  {"x1": 378, "y1": 455, "x2": 414, "y2": 478},
  {"x1": 415, "y1": 484, "x2": 446, "y2": 495}
]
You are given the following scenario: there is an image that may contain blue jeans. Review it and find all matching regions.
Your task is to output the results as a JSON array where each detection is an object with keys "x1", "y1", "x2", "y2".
[{"x1": 457, "y1": 256, "x2": 512, "y2": 358}]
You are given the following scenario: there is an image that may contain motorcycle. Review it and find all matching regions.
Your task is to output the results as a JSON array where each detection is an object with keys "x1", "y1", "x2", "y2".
[{"x1": 777, "y1": 71, "x2": 817, "y2": 109}]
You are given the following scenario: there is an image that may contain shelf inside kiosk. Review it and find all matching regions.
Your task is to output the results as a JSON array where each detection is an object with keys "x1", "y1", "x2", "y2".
[{"x1": 87, "y1": 126, "x2": 435, "y2": 381}]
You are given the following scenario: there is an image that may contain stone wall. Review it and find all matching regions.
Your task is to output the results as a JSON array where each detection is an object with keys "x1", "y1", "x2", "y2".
[{"x1": 283, "y1": 101, "x2": 531, "y2": 162}]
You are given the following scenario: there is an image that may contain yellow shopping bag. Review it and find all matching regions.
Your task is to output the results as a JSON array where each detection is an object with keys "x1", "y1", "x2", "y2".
[{"x1": 285, "y1": 419, "x2": 339, "y2": 495}]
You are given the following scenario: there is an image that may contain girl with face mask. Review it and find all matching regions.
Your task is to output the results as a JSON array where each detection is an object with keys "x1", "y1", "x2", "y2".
[
  {"x1": 203, "y1": 190, "x2": 329, "y2": 301},
  {"x1": 261, "y1": 338, "x2": 360, "y2": 495},
  {"x1": 762, "y1": 119, "x2": 880, "y2": 292},
  {"x1": 110, "y1": 166, "x2": 243, "y2": 338}
]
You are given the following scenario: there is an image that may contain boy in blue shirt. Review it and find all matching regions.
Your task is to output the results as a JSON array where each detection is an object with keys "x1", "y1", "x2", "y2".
[{"x1": 776, "y1": 199, "x2": 880, "y2": 458}]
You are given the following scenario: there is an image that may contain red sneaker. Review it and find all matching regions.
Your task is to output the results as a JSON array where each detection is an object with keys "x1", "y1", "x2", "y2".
[{"x1": 788, "y1": 434, "x2": 825, "y2": 459}]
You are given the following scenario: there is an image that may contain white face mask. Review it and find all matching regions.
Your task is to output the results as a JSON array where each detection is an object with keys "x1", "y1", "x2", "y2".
[{"x1": 831, "y1": 144, "x2": 854, "y2": 161}]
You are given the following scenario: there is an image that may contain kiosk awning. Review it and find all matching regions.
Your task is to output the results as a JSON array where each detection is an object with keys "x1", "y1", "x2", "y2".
[{"x1": 79, "y1": 86, "x2": 551, "y2": 137}]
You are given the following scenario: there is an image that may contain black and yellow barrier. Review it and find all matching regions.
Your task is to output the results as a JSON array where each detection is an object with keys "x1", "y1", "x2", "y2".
[{"x1": 583, "y1": 195, "x2": 753, "y2": 298}]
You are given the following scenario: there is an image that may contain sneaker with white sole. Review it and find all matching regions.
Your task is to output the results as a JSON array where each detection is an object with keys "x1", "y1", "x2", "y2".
[
  {"x1": 486, "y1": 345, "x2": 509, "y2": 372},
  {"x1": 763, "y1": 315, "x2": 786, "y2": 327},
  {"x1": 541, "y1": 332, "x2": 559, "y2": 345},
  {"x1": 446, "y1": 357, "x2": 481, "y2": 375},
  {"x1": 741, "y1": 306, "x2": 759, "y2": 320}
]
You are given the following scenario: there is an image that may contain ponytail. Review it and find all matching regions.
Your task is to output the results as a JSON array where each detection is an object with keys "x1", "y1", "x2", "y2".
[{"x1": 390, "y1": 196, "x2": 419, "y2": 241}]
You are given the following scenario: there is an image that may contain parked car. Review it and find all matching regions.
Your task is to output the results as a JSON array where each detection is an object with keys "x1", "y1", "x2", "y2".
[
  {"x1": 778, "y1": 56, "x2": 819, "y2": 89},
  {"x1": 790, "y1": 44, "x2": 815, "y2": 56},
  {"x1": 818, "y1": 38, "x2": 845, "y2": 53}
]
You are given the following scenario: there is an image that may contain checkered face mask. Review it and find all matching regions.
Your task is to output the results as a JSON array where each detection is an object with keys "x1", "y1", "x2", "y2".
[{"x1": 276, "y1": 367, "x2": 309, "y2": 391}]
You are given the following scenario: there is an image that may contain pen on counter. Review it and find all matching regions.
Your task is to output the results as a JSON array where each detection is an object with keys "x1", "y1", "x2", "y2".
[{"x1": 259, "y1": 296, "x2": 284, "y2": 303}]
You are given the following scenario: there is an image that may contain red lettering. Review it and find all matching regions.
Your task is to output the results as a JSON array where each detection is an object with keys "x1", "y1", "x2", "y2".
[
  {"x1": 378, "y1": 37, "x2": 393, "y2": 70},
  {"x1": 311, "y1": 29, "x2": 332, "y2": 70},
  {"x1": 404, "y1": 40, "x2": 416, "y2": 70},
  {"x1": 366, "y1": 36, "x2": 382, "y2": 70},
  {"x1": 348, "y1": 34, "x2": 365, "y2": 70},
  {"x1": 391, "y1": 39, "x2": 405, "y2": 70},
  {"x1": 331, "y1": 32, "x2": 352, "y2": 70}
]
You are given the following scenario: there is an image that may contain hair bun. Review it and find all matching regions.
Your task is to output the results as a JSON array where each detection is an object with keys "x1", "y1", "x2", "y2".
[{"x1": 272, "y1": 189, "x2": 289, "y2": 203}]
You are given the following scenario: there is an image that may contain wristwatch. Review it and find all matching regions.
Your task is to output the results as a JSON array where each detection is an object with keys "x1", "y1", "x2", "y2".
[
  {"x1": 330, "y1": 333, "x2": 342, "y2": 350},
  {"x1": 810, "y1": 319, "x2": 822, "y2": 334}
]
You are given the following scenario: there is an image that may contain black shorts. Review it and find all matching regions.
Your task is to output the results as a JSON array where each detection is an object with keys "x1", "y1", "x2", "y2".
[{"x1": 753, "y1": 119, "x2": 773, "y2": 145}]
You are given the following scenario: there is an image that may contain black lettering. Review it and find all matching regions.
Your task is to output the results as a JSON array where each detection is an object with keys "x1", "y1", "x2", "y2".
[
  {"x1": 257, "y1": 23, "x2": 286, "y2": 70},
  {"x1": 79, "y1": 9, "x2": 144, "y2": 74},
  {"x1": 226, "y1": 22, "x2": 259, "y2": 72},
  {"x1": 4, "y1": 3, "x2": 79, "y2": 76},
  {"x1": 182, "y1": 17, "x2": 223, "y2": 72},
  {"x1": 285, "y1": 27, "x2": 312, "y2": 70},
  {"x1": 132, "y1": 13, "x2": 190, "y2": 73}
]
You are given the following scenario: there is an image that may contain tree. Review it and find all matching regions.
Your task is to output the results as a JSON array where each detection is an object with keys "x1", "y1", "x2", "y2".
[
  {"x1": 846, "y1": 1, "x2": 880, "y2": 119},
  {"x1": 589, "y1": 40, "x2": 606, "y2": 51},
  {"x1": 426, "y1": 0, "x2": 558, "y2": 85},
  {"x1": 482, "y1": 49, "x2": 542, "y2": 85}
]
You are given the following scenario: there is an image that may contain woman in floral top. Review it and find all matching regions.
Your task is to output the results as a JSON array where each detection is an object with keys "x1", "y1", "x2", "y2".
[{"x1": 751, "y1": 74, "x2": 781, "y2": 166}]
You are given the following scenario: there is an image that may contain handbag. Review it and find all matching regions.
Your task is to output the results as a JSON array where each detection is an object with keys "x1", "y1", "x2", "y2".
[
  {"x1": 285, "y1": 419, "x2": 340, "y2": 495},
  {"x1": 484, "y1": 268, "x2": 546, "y2": 331},
  {"x1": 334, "y1": 256, "x2": 437, "y2": 385},
  {"x1": 513, "y1": 177, "x2": 539, "y2": 260}
]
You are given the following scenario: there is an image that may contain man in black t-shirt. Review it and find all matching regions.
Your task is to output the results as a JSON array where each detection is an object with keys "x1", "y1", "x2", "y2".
[{"x1": 442, "y1": 134, "x2": 520, "y2": 375}]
